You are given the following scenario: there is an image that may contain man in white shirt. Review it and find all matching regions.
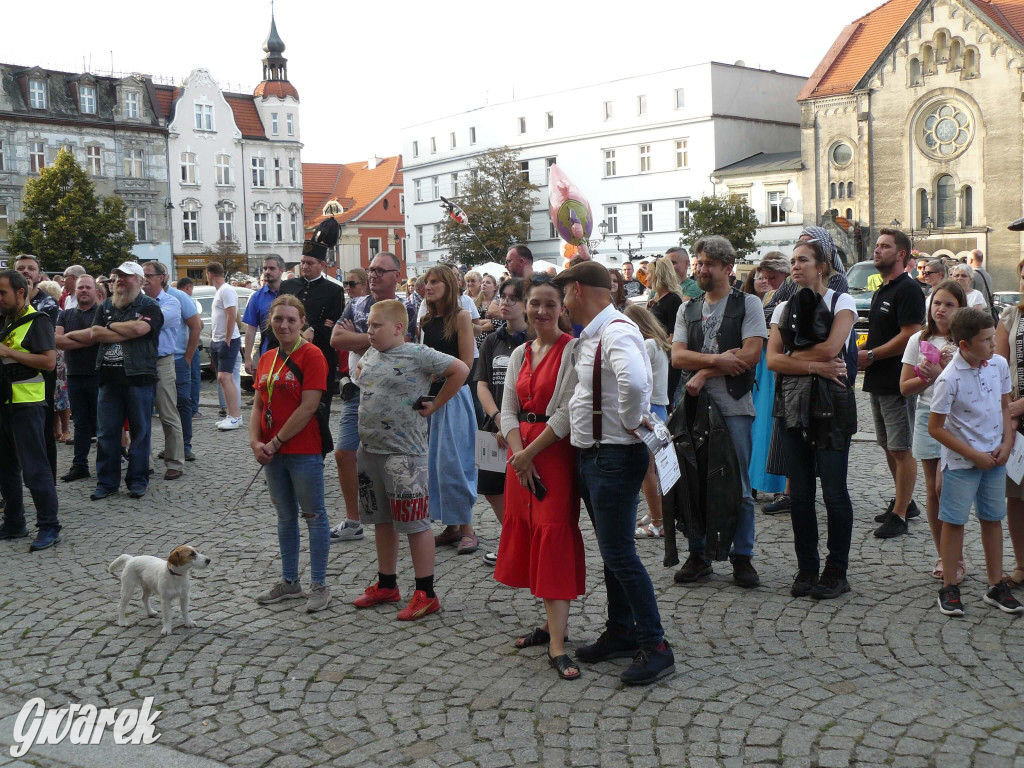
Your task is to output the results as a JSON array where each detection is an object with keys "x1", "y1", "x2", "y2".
[
  {"x1": 553, "y1": 261, "x2": 675, "y2": 687},
  {"x1": 671, "y1": 235, "x2": 767, "y2": 588},
  {"x1": 206, "y1": 261, "x2": 242, "y2": 430}
]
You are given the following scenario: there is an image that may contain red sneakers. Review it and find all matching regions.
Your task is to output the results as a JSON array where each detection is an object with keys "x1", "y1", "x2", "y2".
[
  {"x1": 352, "y1": 582, "x2": 401, "y2": 608},
  {"x1": 396, "y1": 590, "x2": 441, "y2": 621}
]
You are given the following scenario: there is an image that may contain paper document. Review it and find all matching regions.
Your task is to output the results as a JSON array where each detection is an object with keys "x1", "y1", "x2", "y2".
[
  {"x1": 636, "y1": 413, "x2": 681, "y2": 495},
  {"x1": 1007, "y1": 432, "x2": 1024, "y2": 485},
  {"x1": 475, "y1": 431, "x2": 507, "y2": 473}
]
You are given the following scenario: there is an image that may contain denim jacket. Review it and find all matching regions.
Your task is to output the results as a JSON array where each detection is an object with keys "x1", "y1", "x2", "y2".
[{"x1": 93, "y1": 294, "x2": 163, "y2": 378}]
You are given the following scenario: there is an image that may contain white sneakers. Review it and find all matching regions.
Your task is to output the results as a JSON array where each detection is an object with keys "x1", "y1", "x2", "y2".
[{"x1": 217, "y1": 416, "x2": 243, "y2": 431}]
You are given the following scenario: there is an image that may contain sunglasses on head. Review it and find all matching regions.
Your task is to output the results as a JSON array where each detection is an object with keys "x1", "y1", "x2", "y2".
[{"x1": 528, "y1": 274, "x2": 554, "y2": 285}]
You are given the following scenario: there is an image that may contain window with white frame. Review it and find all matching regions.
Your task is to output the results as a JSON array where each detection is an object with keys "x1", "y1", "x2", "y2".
[
  {"x1": 469, "y1": 127, "x2": 476, "y2": 144},
  {"x1": 518, "y1": 117, "x2": 526, "y2": 134},
  {"x1": 431, "y1": 176, "x2": 439, "y2": 199},
  {"x1": 124, "y1": 148, "x2": 143, "y2": 178},
  {"x1": 605, "y1": 205, "x2": 618, "y2": 235},
  {"x1": 193, "y1": 103, "x2": 213, "y2": 131},
  {"x1": 254, "y1": 210, "x2": 269, "y2": 242},
  {"x1": 218, "y1": 209, "x2": 234, "y2": 241},
  {"x1": 180, "y1": 152, "x2": 196, "y2": 184},
  {"x1": 768, "y1": 191, "x2": 786, "y2": 224},
  {"x1": 29, "y1": 80, "x2": 46, "y2": 109},
  {"x1": 415, "y1": 225, "x2": 424, "y2": 250},
  {"x1": 124, "y1": 92, "x2": 140, "y2": 119},
  {"x1": 286, "y1": 114, "x2": 294, "y2": 135},
  {"x1": 0, "y1": 139, "x2": 6, "y2": 172},
  {"x1": 273, "y1": 157, "x2": 282, "y2": 187},
  {"x1": 604, "y1": 149, "x2": 616, "y2": 177},
  {"x1": 412, "y1": 141, "x2": 419, "y2": 158},
  {"x1": 287, "y1": 158, "x2": 297, "y2": 187},
  {"x1": 128, "y1": 206, "x2": 147, "y2": 241},
  {"x1": 603, "y1": 101, "x2": 612, "y2": 120},
  {"x1": 275, "y1": 212, "x2": 284, "y2": 241},
  {"x1": 271, "y1": 113, "x2": 279, "y2": 135},
  {"x1": 677, "y1": 198, "x2": 691, "y2": 229},
  {"x1": 637, "y1": 95, "x2": 647, "y2": 116},
  {"x1": 368, "y1": 237, "x2": 382, "y2": 257},
  {"x1": 0, "y1": 203, "x2": 7, "y2": 239},
  {"x1": 451, "y1": 173, "x2": 459, "y2": 197},
  {"x1": 519, "y1": 161, "x2": 529, "y2": 182},
  {"x1": 674, "y1": 88, "x2": 685, "y2": 109},
  {"x1": 86, "y1": 145, "x2": 100, "y2": 175},
  {"x1": 414, "y1": 179, "x2": 423, "y2": 203},
  {"x1": 79, "y1": 85, "x2": 96, "y2": 114},
  {"x1": 30, "y1": 142, "x2": 45, "y2": 173},
  {"x1": 182, "y1": 208, "x2": 199, "y2": 242},
  {"x1": 546, "y1": 112, "x2": 554, "y2": 129},
  {"x1": 251, "y1": 156, "x2": 266, "y2": 187},
  {"x1": 449, "y1": 132, "x2": 456, "y2": 149},
  {"x1": 545, "y1": 157, "x2": 556, "y2": 183},
  {"x1": 676, "y1": 139, "x2": 689, "y2": 168},
  {"x1": 639, "y1": 144, "x2": 651, "y2": 173},
  {"x1": 290, "y1": 212, "x2": 298, "y2": 241},
  {"x1": 430, "y1": 137, "x2": 437, "y2": 154},
  {"x1": 216, "y1": 154, "x2": 231, "y2": 185},
  {"x1": 640, "y1": 202, "x2": 654, "y2": 233}
]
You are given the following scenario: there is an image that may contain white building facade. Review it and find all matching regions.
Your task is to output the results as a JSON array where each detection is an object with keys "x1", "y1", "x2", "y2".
[{"x1": 401, "y1": 62, "x2": 806, "y2": 271}]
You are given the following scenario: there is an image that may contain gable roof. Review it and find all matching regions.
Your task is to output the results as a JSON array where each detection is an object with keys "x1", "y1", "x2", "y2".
[
  {"x1": 223, "y1": 93, "x2": 265, "y2": 139},
  {"x1": 302, "y1": 156, "x2": 404, "y2": 228},
  {"x1": 714, "y1": 151, "x2": 802, "y2": 176}
]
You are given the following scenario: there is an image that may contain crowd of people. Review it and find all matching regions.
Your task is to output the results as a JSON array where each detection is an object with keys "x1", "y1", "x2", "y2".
[{"x1": 4, "y1": 225, "x2": 1024, "y2": 686}]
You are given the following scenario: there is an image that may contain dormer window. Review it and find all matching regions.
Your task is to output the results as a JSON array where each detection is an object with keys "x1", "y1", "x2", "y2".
[
  {"x1": 323, "y1": 200, "x2": 343, "y2": 216},
  {"x1": 124, "y1": 92, "x2": 140, "y2": 119},
  {"x1": 29, "y1": 79, "x2": 46, "y2": 109},
  {"x1": 79, "y1": 85, "x2": 96, "y2": 114}
]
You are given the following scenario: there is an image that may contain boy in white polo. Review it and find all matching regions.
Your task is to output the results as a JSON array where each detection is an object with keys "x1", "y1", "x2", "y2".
[{"x1": 929, "y1": 307, "x2": 1022, "y2": 616}]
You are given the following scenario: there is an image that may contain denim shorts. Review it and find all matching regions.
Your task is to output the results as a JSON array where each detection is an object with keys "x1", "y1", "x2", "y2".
[
  {"x1": 939, "y1": 465, "x2": 1007, "y2": 525},
  {"x1": 911, "y1": 404, "x2": 940, "y2": 460},
  {"x1": 334, "y1": 391, "x2": 360, "y2": 452},
  {"x1": 210, "y1": 337, "x2": 240, "y2": 374},
  {"x1": 870, "y1": 393, "x2": 914, "y2": 452},
  {"x1": 356, "y1": 447, "x2": 431, "y2": 534}
]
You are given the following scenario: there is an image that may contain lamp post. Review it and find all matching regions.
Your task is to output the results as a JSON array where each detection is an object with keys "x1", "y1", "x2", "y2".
[
  {"x1": 584, "y1": 219, "x2": 608, "y2": 254},
  {"x1": 615, "y1": 232, "x2": 645, "y2": 260}
]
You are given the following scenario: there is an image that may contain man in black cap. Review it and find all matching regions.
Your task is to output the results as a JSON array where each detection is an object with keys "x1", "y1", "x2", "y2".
[{"x1": 278, "y1": 220, "x2": 345, "y2": 406}]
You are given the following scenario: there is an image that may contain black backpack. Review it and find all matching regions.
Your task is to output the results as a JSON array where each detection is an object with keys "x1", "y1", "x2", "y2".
[
  {"x1": 0, "y1": 313, "x2": 41, "y2": 405},
  {"x1": 281, "y1": 355, "x2": 334, "y2": 457}
]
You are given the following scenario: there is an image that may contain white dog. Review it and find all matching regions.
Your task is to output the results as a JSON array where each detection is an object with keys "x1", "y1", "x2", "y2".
[{"x1": 108, "y1": 545, "x2": 211, "y2": 635}]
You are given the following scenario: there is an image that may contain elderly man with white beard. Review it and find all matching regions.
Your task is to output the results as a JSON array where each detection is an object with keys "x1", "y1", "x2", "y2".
[{"x1": 62, "y1": 262, "x2": 163, "y2": 501}]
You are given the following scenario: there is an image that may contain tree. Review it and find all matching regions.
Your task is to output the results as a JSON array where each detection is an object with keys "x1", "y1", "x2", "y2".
[
  {"x1": 201, "y1": 238, "x2": 247, "y2": 277},
  {"x1": 7, "y1": 147, "x2": 135, "y2": 275},
  {"x1": 678, "y1": 195, "x2": 760, "y2": 258},
  {"x1": 434, "y1": 147, "x2": 539, "y2": 267}
]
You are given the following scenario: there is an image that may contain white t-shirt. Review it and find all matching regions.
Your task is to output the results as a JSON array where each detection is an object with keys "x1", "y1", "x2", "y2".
[
  {"x1": 212, "y1": 283, "x2": 240, "y2": 343},
  {"x1": 644, "y1": 338, "x2": 669, "y2": 406},
  {"x1": 417, "y1": 294, "x2": 480, "y2": 358},
  {"x1": 965, "y1": 288, "x2": 988, "y2": 309},
  {"x1": 900, "y1": 330, "x2": 957, "y2": 411}
]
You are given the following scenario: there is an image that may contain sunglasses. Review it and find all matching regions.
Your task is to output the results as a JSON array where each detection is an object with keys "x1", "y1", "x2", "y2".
[
  {"x1": 924, "y1": 270, "x2": 942, "y2": 276},
  {"x1": 344, "y1": 280, "x2": 362, "y2": 288},
  {"x1": 528, "y1": 274, "x2": 555, "y2": 285}
]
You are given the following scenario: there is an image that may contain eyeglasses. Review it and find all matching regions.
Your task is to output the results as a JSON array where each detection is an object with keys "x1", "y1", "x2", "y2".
[
  {"x1": 366, "y1": 268, "x2": 398, "y2": 277},
  {"x1": 497, "y1": 295, "x2": 519, "y2": 305},
  {"x1": 344, "y1": 280, "x2": 363, "y2": 288},
  {"x1": 924, "y1": 270, "x2": 942, "y2": 276},
  {"x1": 143, "y1": 273, "x2": 160, "y2": 279}
]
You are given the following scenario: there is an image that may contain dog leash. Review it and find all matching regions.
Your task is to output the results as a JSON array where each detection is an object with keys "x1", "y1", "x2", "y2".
[{"x1": 232, "y1": 465, "x2": 265, "y2": 511}]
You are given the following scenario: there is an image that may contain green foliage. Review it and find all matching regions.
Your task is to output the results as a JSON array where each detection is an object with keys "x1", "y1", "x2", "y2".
[
  {"x1": 678, "y1": 195, "x2": 760, "y2": 257},
  {"x1": 433, "y1": 147, "x2": 538, "y2": 267},
  {"x1": 7, "y1": 147, "x2": 135, "y2": 275},
  {"x1": 201, "y1": 238, "x2": 248, "y2": 277}
]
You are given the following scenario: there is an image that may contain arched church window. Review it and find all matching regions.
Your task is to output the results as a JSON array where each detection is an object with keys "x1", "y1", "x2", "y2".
[
  {"x1": 837, "y1": 183, "x2": 845, "y2": 199},
  {"x1": 922, "y1": 44, "x2": 936, "y2": 74},
  {"x1": 935, "y1": 31, "x2": 949, "y2": 63},
  {"x1": 846, "y1": 182, "x2": 854, "y2": 197},
  {"x1": 830, "y1": 182, "x2": 837, "y2": 199},
  {"x1": 949, "y1": 40, "x2": 963, "y2": 70},
  {"x1": 936, "y1": 175, "x2": 955, "y2": 228},
  {"x1": 918, "y1": 189, "x2": 929, "y2": 228},
  {"x1": 963, "y1": 186, "x2": 973, "y2": 227},
  {"x1": 845, "y1": 208, "x2": 853, "y2": 221},
  {"x1": 964, "y1": 48, "x2": 979, "y2": 79},
  {"x1": 909, "y1": 57, "x2": 923, "y2": 86}
]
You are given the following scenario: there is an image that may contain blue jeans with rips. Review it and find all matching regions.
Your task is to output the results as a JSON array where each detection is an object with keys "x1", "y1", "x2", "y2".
[
  {"x1": 174, "y1": 355, "x2": 194, "y2": 454},
  {"x1": 687, "y1": 414, "x2": 756, "y2": 562},
  {"x1": 264, "y1": 453, "x2": 330, "y2": 586},
  {"x1": 579, "y1": 442, "x2": 665, "y2": 648},
  {"x1": 95, "y1": 377, "x2": 154, "y2": 495}
]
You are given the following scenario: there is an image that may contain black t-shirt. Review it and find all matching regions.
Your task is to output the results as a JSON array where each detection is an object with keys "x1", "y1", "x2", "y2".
[
  {"x1": 864, "y1": 272, "x2": 926, "y2": 395},
  {"x1": 277, "y1": 276, "x2": 344, "y2": 374},
  {"x1": 622, "y1": 280, "x2": 644, "y2": 299},
  {"x1": 649, "y1": 292, "x2": 683, "y2": 399},
  {"x1": 57, "y1": 304, "x2": 100, "y2": 375},
  {"x1": 93, "y1": 297, "x2": 163, "y2": 385},
  {"x1": 476, "y1": 327, "x2": 527, "y2": 419}
]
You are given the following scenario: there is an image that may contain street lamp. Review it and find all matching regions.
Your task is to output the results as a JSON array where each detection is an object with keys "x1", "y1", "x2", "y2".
[
  {"x1": 890, "y1": 218, "x2": 901, "y2": 230},
  {"x1": 584, "y1": 219, "x2": 608, "y2": 253},
  {"x1": 616, "y1": 232, "x2": 645, "y2": 260}
]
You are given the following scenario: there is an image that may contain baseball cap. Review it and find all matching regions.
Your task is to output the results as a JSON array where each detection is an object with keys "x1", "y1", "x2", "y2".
[
  {"x1": 112, "y1": 261, "x2": 145, "y2": 278},
  {"x1": 551, "y1": 260, "x2": 612, "y2": 291}
]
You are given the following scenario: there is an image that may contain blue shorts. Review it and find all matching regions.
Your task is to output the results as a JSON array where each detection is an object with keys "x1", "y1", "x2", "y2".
[
  {"x1": 334, "y1": 392, "x2": 360, "y2": 452},
  {"x1": 210, "y1": 338, "x2": 240, "y2": 374},
  {"x1": 939, "y1": 465, "x2": 1007, "y2": 526},
  {"x1": 911, "y1": 404, "x2": 940, "y2": 461}
]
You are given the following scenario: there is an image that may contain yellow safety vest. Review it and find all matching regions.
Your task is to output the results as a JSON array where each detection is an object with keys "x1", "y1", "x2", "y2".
[{"x1": 2, "y1": 305, "x2": 46, "y2": 405}]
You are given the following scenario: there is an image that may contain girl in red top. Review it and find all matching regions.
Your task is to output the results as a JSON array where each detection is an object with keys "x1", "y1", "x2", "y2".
[{"x1": 249, "y1": 295, "x2": 332, "y2": 613}]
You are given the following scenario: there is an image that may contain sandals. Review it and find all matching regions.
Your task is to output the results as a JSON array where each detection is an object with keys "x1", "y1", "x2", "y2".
[
  {"x1": 513, "y1": 627, "x2": 568, "y2": 649},
  {"x1": 635, "y1": 523, "x2": 664, "y2": 538},
  {"x1": 931, "y1": 558, "x2": 943, "y2": 579},
  {"x1": 1004, "y1": 566, "x2": 1024, "y2": 588},
  {"x1": 548, "y1": 652, "x2": 581, "y2": 681},
  {"x1": 456, "y1": 534, "x2": 479, "y2": 554},
  {"x1": 933, "y1": 558, "x2": 968, "y2": 583},
  {"x1": 434, "y1": 527, "x2": 461, "y2": 547}
]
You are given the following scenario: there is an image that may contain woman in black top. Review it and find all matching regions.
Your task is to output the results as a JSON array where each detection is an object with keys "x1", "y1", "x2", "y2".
[{"x1": 647, "y1": 257, "x2": 684, "y2": 406}]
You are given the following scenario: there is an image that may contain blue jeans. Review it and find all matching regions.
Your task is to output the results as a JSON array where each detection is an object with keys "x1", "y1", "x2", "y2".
[
  {"x1": 687, "y1": 414, "x2": 756, "y2": 561},
  {"x1": 190, "y1": 353, "x2": 201, "y2": 415},
  {"x1": 0, "y1": 404, "x2": 60, "y2": 531},
  {"x1": 67, "y1": 374, "x2": 99, "y2": 470},
  {"x1": 174, "y1": 355, "x2": 194, "y2": 453},
  {"x1": 264, "y1": 453, "x2": 330, "y2": 585},
  {"x1": 95, "y1": 376, "x2": 155, "y2": 494},
  {"x1": 579, "y1": 442, "x2": 664, "y2": 648},
  {"x1": 784, "y1": 430, "x2": 854, "y2": 573}
]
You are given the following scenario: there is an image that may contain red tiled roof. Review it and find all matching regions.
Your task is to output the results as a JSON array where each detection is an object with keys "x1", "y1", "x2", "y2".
[
  {"x1": 801, "y1": 0, "x2": 1024, "y2": 100},
  {"x1": 224, "y1": 94, "x2": 265, "y2": 139},
  {"x1": 254, "y1": 80, "x2": 299, "y2": 100},
  {"x1": 153, "y1": 85, "x2": 180, "y2": 121},
  {"x1": 302, "y1": 156, "x2": 404, "y2": 228}
]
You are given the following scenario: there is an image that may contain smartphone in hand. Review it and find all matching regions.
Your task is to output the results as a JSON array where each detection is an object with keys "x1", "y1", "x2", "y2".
[
  {"x1": 529, "y1": 476, "x2": 548, "y2": 501},
  {"x1": 412, "y1": 395, "x2": 436, "y2": 411}
]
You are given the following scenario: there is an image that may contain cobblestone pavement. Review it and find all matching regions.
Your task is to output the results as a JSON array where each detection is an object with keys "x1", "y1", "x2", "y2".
[{"x1": 1, "y1": 382, "x2": 1024, "y2": 767}]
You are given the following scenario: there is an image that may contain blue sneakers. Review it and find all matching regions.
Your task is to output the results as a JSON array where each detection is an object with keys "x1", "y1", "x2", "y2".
[{"x1": 29, "y1": 528, "x2": 61, "y2": 552}]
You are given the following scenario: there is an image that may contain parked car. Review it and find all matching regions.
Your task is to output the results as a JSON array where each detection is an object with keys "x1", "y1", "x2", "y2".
[
  {"x1": 993, "y1": 291, "x2": 1020, "y2": 315},
  {"x1": 846, "y1": 261, "x2": 880, "y2": 347},
  {"x1": 191, "y1": 286, "x2": 254, "y2": 381}
]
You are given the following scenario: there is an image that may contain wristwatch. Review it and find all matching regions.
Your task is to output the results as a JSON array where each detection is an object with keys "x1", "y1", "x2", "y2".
[{"x1": 867, "y1": 349, "x2": 876, "y2": 362}]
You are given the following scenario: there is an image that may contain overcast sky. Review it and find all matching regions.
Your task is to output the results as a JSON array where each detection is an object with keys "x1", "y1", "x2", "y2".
[{"x1": 2, "y1": 0, "x2": 886, "y2": 163}]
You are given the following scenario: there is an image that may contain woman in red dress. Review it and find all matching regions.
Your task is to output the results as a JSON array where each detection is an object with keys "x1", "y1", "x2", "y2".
[{"x1": 494, "y1": 275, "x2": 585, "y2": 681}]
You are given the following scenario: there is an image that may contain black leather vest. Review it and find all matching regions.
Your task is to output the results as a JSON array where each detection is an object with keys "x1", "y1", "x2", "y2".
[{"x1": 683, "y1": 288, "x2": 755, "y2": 400}]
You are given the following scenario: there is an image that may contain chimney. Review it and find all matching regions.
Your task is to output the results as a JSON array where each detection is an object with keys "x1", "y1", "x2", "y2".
[{"x1": 367, "y1": 155, "x2": 382, "y2": 169}]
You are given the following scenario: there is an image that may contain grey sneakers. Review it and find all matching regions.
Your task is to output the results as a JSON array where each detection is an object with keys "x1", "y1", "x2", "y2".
[
  {"x1": 305, "y1": 584, "x2": 331, "y2": 613},
  {"x1": 256, "y1": 578, "x2": 304, "y2": 605}
]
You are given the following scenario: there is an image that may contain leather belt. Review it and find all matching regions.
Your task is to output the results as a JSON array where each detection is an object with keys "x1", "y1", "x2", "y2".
[{"x1": 518, "y1": 411, "x2": 548, "y2": 423}]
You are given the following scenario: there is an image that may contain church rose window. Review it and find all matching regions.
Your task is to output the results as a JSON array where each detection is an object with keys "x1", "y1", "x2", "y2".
[
  {"x1": 917, "y1": 102, "x2": 973, "y2": 159},
  {"x1": 830, "y1": 143, "x2": 853, "y2": 167}
]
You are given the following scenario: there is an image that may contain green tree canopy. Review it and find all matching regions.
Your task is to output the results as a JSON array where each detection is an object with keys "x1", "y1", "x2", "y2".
[
  {"x1": 7, "y1": 147, "x2": 135, "y2": 276},
  {"x1": 678, "y1": 195, "x2": 760, "y2": 258},
  {"x1": 433, "y1": 147, "x2": 538, "y2": 267}
]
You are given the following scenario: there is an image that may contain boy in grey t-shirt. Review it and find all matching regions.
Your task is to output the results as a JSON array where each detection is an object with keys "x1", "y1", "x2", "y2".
[{"x1": 351, "y1": 300, "x2": 469, "y2": 621}]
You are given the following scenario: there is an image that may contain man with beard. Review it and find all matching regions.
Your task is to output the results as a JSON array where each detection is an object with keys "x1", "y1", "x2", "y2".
[
  {"x1": 55, "y1": 275, "x2": 102, "y2": 482},
  {"x1": 243, "y1": 255, "x2": 284, "y2": 374},
  {"x1": 65, "y1": 262, "x2": 163, "y2": 500},
  {"x1": 671, "y1": 235, "x2": 768, "y2": 588},
  {"x1": 0, "y1": 269, "x2": 61, "y2": 551}
]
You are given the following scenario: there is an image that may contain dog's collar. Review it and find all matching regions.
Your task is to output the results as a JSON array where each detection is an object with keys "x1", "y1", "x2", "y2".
[{"x1": 167, "y1": 563, "x2": 186, "y2": 577}]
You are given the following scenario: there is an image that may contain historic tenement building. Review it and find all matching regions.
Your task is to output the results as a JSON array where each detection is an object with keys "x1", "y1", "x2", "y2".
[
  {"x1": 801, "y1": 0, "x2": 1024, "y2": 285},
  {"x1": 0, "y1": 65, "x2": 172, "y2": 265}
]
